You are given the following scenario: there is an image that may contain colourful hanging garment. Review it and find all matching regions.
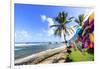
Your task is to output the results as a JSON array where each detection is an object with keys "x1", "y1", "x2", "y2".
[{"x1": 81, "y1": 12, "x2": 94, "y2": 49}]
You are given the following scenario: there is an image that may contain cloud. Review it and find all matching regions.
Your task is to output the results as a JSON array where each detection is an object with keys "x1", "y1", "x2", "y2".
[
  {"x1": 46, "y1": 17, "x2": 55, "y2": 36},
  {"x1": 15, "y1": 30, "x2": 31, "y2": 41},
  {"x1": 41, "y1": 15, "x2": 46, "y2": 21},
  {"x1": 47, "y1": 18, "x2": 54, "y2": 27},
  {"x1": 48, "y1": 28, "x2": 54, "y2": 36},
  {"x1": 20, "y1": 30, "x2": 29, "y2": 37},
  {"x1": 40, "y1": 15, "x2": 55, "y2": 36}
]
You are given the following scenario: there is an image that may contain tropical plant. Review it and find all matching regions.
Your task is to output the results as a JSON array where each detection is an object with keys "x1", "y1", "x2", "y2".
[
  {"x1": 75, "y1": 14, "x2": 86, "y2": 26},
  {"x1": 50, "y1": 11, "x2": 75, "y2": 49}
]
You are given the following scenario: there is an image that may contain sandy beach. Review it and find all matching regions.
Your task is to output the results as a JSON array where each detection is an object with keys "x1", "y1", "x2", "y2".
[
  {"x1": 37, "y1": 51, "x2": 66, "y2": 64},
  {"x1": 15, "y1": 46, "x2": 66, "y2": 65}
]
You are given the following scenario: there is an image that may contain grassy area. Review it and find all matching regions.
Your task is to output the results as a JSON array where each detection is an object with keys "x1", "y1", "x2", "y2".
[{"x1": 66, "y1": 48, "x2": 94, "y2": 62}]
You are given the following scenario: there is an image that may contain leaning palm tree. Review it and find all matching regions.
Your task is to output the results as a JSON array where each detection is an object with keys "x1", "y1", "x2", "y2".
[
  {"x1": 50, "y1": 11, "x2": 74, "y2": 49},
  {"x1": 75, "y1": 14, "x2": 86, "y2": 26}
]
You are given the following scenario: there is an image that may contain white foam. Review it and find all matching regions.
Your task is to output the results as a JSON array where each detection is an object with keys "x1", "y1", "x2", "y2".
[
  {"x1": 15, "y1": 43, "x2": 40, "y2": 47},
  {"x1": 15, "y1": 48, "x2": 22, "y2": 51}
]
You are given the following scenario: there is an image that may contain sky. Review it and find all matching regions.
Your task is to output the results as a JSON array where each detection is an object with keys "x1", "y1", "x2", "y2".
[{"x1": 15, "y1": 3, "x2": 93, "y2": 42}]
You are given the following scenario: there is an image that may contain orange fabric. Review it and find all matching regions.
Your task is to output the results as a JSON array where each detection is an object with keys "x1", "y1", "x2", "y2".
[
  {"x1": 88, "y1": 42, "x2": 93, "y2": 48},
  {"x1": 89, "y1": 13, "x2": 94, "y2": 24},
  {"x1": 89, "y1": 33, "x2": 94, "y2": 43}
]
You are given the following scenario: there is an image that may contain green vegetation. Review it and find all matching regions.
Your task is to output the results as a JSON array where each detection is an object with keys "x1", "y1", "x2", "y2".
[
  {"x1": 65, "y1": 48, "x2": 94, "y2": 62},
  {"x1": 75, "y1": 14, "x2": 86, "y2": 26}
]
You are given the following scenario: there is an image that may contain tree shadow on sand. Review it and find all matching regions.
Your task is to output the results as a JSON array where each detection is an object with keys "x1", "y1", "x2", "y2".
[
  {"x1": 64, "y1": 49, "x2": 73, "y2": 62},
  {"x1": 64, "y1": 56, "x2": 73, "y2": 62}
]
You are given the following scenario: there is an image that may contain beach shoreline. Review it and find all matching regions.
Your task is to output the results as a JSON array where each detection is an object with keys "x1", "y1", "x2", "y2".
[{"x1": 15, "y1": 46, "x2": 65, "y2": 65}]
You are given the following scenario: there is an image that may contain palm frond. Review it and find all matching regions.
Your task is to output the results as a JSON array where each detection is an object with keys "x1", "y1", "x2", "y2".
[
  {"x1": 75, "y1": 19, "x2": 80, "y2": 24},
  {"x1": 64, "y1": 20, "x2": 72, "y2": 25},
  {"x1": 66, "y1": 26, "x2": 75, "y2": 35},
  {"x1": 54, "y1": 28, "x2": 62, "y2": 37},
  {"x1": 54, "y1": 28, "x2": 59, "y2": 35},
  {"x1": 79, "y1": 14, "x2": 85, "y2": 26},
  {"x1": 65, "y1": 29, "x2": 70, "y2": 35},
  {"x1": 69, "y1": 27, "x2": 75, "y2": 33},
  {"x1": 50, "y1": 25, "x2": 60, "y2": 28},
  {"x1": 71, "y1": 25, "x2": 79, "y2": 28},
  {"x1": 55, "y1": 12, "x2": 69, "y2": 24},
  {"x1": 68, "y1": 17, "x2": 74, "y2": 20},
  {"x1": 62, "y1": 11, "x2": 68, "y2": 18},
  {"x1": 75, "y1": 14, "x2": 86, "y2": 26}
]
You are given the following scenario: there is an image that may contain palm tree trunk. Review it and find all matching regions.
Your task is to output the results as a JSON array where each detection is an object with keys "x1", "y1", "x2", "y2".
[
  {"x1": 62, "y1": 30, "x2": 67, "y2": 51},
  {"x1": 64, "y1": 34, "x2": 67, "y2": 49}
]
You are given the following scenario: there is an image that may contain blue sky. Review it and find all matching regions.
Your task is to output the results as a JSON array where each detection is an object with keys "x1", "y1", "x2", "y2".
[{"x1": 15, "y1": 3, "x2": 92, "y2": 42}]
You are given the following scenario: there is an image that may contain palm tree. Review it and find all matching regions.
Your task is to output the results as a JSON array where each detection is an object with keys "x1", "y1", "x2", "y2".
[
  {"x1": 50, "y1": 11, "x2": 74, "y2": 49},
  {"x1": 75, "y1": 14, "x2": 86, "y2": 26}
]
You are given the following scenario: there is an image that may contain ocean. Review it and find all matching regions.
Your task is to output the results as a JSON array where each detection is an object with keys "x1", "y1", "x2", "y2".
[{"x1": 14, "y1": 42, "x2": 64, "y2": 60}]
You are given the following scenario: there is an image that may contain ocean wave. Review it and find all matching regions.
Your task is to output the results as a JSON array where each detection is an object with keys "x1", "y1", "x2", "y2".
[
  {"x1": 15, "y1": 43, "x2": 40, "y2": 46},
  {"x1": 15, "y1": 48, "x2": 23, "y2": 51},
  {"x1": 14, "y1": 42, "x2": 62, "y2": 46}
]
